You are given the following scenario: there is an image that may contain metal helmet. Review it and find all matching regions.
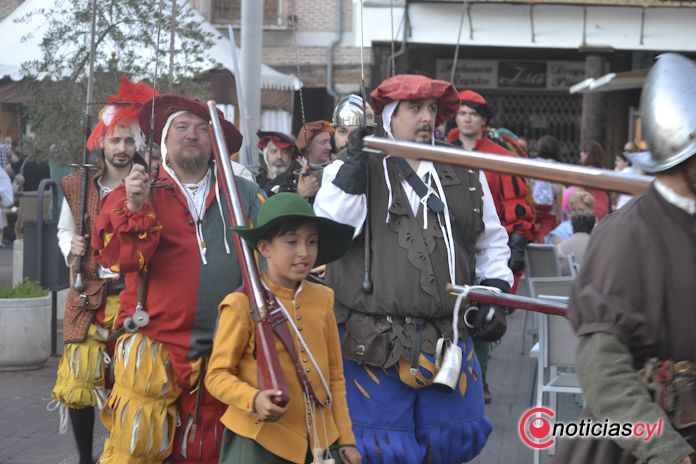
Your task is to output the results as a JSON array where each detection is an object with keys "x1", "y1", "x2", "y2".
[
  {"x1": 331, "y1": 94, "x2": 376, "y2": 128},
  {"x1": 628, "y1": 53, "x2": 696, "y2": 173}
]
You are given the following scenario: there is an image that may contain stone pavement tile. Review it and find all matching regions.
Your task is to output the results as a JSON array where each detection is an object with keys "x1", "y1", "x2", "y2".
[{"x1": 0, "y1": 357, "x2": 107, "y2": 464}]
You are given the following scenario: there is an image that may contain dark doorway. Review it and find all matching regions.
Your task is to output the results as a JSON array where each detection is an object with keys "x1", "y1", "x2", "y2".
[{"x1": 292, "y1": 87, "x2": 334, "y2": 135}]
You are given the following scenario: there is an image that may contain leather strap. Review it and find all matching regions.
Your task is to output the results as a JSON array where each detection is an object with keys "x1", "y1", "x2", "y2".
[
  {"x1": 409, "y1": 319, "x2": 424, "y2": 376},
  {"x1": 268, "y1": 307, "x2": 329, "y2": 407},
  {"x1": 389, "y1": 157, "x2": 445, "y2": 213}
]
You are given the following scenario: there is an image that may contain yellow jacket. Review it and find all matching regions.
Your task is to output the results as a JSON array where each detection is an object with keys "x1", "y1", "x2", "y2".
[{"x1": 205, "y1": 275, "x2": 356, "y2": 463}]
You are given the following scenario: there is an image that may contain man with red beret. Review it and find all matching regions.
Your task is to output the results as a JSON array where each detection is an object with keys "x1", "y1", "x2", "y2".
[
  {"x1": 315, "y1": 74, "x2": 513, "y2": 463},
  {"x1": 449, "y1": 89, "x2": 536, "y2": 403},
  {"x1": 91, "y1": 95, "x2": 265, "y2": 463},
  {"x1": 254, "y1": 130, "x2": 301, "y2": 196}
]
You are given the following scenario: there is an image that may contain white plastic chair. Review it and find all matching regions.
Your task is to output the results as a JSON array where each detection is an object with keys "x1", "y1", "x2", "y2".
[
  {"x1": 520, "y1": 244, "x2": 562, "y2": 355},
  {"x1": 528, "y1": 277, "x2": 582, "y2": 464}
]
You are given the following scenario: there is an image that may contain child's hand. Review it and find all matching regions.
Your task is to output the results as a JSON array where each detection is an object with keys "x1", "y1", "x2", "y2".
[
  {"x1": 339, "y1": 445, "x2": 362, "y2": 464},
  {"x1": 253, "y1": 390, "x2": 288, "y2": 422}
]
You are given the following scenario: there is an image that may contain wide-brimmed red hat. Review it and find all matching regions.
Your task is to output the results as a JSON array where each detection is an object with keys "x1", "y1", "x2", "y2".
[
  {"x1": 257, "y1": 130, "x2": 298, "y2": 158},
  {"x1": 458, "y1": 89, "x2": 493, "y2": 121},
  {"x1": 370, "y1": 75, "x2": 459, "y2": 126},
  {"x1": 139, "y1": 95, "x2": 243, "y2": 154},
  {"x1": 296, "y1": 120, "x2": 334, "y2": 151}
]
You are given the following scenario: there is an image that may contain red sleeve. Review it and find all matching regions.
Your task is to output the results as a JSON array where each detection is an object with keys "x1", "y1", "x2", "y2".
[
  {"x1": 91, "y1": 186, "x2": 162, "y2": 274},
  {"x1": 480, "y1": 139, "x2": 537, "y2": 241}
]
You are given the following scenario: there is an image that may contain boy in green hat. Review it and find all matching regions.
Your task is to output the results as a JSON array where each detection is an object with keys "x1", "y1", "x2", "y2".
[{"x1": 205, "y1": 193, "x2": 361, "y2": 464}]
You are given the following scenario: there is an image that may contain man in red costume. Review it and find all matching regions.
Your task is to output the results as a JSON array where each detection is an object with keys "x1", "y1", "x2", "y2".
[
  {"x1": 449, "y1": 89, "x2": 536, "y2": 402},
  {"x1": 92, "y1": 95, "x2": 264, "y2": 463}
]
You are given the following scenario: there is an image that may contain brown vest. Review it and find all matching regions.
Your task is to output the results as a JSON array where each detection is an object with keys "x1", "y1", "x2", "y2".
[
  {"x1": 61, "y1": 170, "x2": 106, "y2": 343},
  {"x1": 326, "y1": 155, "x2": 484, "y2": 367}
]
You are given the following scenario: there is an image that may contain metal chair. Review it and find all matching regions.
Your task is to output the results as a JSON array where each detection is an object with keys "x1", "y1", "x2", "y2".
[
  {"x1": 520, "y1": 244, "x2": 562, "y2": 355},
  {"x1": 528, "y1": 277, "x2": 582, "y2": 464}
]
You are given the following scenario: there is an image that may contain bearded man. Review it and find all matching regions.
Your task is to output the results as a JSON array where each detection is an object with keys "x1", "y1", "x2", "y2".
[
  {"x1": 254, "y1": 130, "x2": 301, "y2": 196},
  {"x1": 92, "y1": 95, "x2": 264, "y2": 463},
  {"x1": 314, "y1": 75, "x2": 512, "y2": 463}
]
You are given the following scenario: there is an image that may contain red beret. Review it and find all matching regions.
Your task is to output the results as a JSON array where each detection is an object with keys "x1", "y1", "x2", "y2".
[
  {"x1": 458, "y1": 90, "x2": 487, "y2": 106},
  {"x1": 457, "y1": 89, "x2": 493, "y2": 120},
  {"x1": 257, "y1": 130, "x2": 298, "y2": 158},
  {"x1": 296, "y1": 120, "x2": 334, "y2": 151},
  {"x1": 370, "y1": 75, "x2": 459, "y2": 126},
  {"x1": 139, "y1": 95, "x2": 243, "y2": 154}
]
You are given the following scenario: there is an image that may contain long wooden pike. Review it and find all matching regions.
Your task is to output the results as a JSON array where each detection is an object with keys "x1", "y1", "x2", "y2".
[{"x1": 364, "y1": 136, "x2": 653, "y2": 195}]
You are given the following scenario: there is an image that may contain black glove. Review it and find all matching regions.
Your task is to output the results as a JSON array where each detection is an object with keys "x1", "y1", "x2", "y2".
[
  {"x1": 466, "y1": 279, "x2": 510, "y2": 343},
  {"x1": 507, "y1": 233, "x2": 529, "y2": 274},
  {"x1": 332, "y1": 126, "x2": 373, "y2": 194}
]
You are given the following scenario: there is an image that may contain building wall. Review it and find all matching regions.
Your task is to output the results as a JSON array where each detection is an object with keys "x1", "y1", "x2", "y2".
[{"x1": 192, "y1": 0, "x2": 369, "y2": 91}]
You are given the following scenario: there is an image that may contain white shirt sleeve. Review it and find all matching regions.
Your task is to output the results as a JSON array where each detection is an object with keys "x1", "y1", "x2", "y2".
[
  {"x1": 313, "y1": 160, "x2": 367, "y2": 238},
  {"x1": 57, "y1": 198, "x2": 77, "y2": 267},
  {"x1": 0, "y1": 168, "x2": 13, "y2": 208},
  {"x1": 474, "y1": 171, "x2": 514, "y2": 286}
]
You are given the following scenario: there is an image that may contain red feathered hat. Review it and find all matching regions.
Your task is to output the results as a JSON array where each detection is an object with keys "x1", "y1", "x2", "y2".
[
  {"x1": 370, "y1": 75, "x2": 459, "y2": 126},
  {"x1": 86, "y1": 75, "x2": 159, "y2": 152},
  {"x1": 138, "y1": 95, "x2": 242, "y2": 154}
]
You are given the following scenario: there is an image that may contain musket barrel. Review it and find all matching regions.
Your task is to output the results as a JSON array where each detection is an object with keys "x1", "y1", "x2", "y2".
[
  {"x1": 447, "y1": 283, "x2": 568, "y2": 317},
  {"x1": 364, "y1": 136, "x2": 653, "y2": 195},
  {"x1": 207, "y1": 101, "x2": 267, "y2": 314},
  {"x1": 207, "y1": 100, "x2": 289, "y2": 406}
]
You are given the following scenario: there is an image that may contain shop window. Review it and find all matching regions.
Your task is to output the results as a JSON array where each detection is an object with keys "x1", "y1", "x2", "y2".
[{"x1": 212, "y1": 0, "x2": 286, "y2": 28}]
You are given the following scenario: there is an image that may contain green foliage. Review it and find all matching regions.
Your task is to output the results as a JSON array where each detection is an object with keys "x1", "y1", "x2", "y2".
[
  {"x1": 18, "y1": 0, "x2": 218, "y2": 165},
  {"x1": 0, "y1": 279, "x2": 49, "y2": 299}
]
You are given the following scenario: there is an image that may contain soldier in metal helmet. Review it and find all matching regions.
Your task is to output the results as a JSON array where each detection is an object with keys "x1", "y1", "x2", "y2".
[
  {"x1": 331, "y1": 94, "x2": 376, "y2": 153},
  {"x1": 554, "y1": 53, "x2": 696, "y2": 464}
]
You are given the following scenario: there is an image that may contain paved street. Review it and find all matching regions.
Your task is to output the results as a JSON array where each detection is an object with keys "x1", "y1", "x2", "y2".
[{"x1": 0, "y1": 245, "x2": 580, "y2": 463}]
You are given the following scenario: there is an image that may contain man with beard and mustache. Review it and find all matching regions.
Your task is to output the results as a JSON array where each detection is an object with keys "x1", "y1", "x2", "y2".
[
  {"x1": 314, "y1": 75, "x2": 512, "y2": 463},
  {"x1": 51, "y1": 75, "x2": 150, "y2": 464},
  {"x1": 552, "y1": 53, "x2": 696, "y2": 464},
  {"x1": 91, "y1": 95, "x2": 264, "y2": 464},
  {"x1": 253, "y1": 130, "x2": 301, "y2": 196},
  {"x1": 448, "y1": 90, "x2": 536, "y2": 403}
]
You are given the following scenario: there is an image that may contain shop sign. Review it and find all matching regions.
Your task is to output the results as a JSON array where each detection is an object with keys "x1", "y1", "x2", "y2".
[{"x1": 436, "y1": 59, "x2": 585, "y2": 91}]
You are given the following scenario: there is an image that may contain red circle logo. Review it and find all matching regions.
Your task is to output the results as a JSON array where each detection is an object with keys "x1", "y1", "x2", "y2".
[{"x1": 518, "y1": 407, "x2": 556, "y2": 449}]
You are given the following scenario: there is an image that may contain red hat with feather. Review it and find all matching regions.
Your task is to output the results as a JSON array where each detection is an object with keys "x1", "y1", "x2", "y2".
[{"x1": 86, "y1": 75, "x2": 159, "y2": 152}]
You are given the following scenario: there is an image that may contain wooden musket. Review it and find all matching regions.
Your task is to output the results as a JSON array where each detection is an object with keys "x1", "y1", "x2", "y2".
[
  {"x1": 448, "y1": 284, "x2": 568, "y2": 318},
  {"x1": 208, "y1": 101, "x2": 289, "y2": 406},
  {"x1": 364, "y1": 136, "x2": 653, "y2": 195}
]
